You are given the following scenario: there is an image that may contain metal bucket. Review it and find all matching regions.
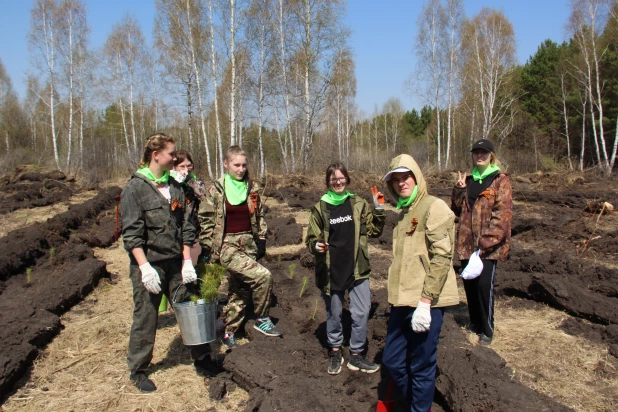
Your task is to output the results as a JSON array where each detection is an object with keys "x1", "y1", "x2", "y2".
[{"x1": 172, "y1": 281, "x2": 217, "y2": 345}]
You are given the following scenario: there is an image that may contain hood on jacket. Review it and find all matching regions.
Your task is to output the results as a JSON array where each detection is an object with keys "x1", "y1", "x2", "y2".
[{"x1": 384, "y1": 154, "x2": 428, "y2": 206}]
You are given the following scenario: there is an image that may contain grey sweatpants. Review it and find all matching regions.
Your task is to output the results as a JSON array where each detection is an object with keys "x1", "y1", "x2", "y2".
[
  {"x1": 322, "y1": 279, "x2": 371, "y2": 354},
  {"x1": 127, "y1": 258, "x2": 210, "y2": 372}
]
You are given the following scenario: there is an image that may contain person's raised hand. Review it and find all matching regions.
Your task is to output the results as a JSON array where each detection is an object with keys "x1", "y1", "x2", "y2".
[
  {"x1": 456, "y1": 171, "x2": 467, "y2": 188},
  {"x1": 371, "y1": 185, "x2": 385, "y2": 210}
]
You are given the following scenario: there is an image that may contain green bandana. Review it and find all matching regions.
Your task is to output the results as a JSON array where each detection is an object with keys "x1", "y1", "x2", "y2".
[
  {"x1": 472, "y1": 164, "x2": 500, "y2": 184},
  {"x1": 321, "y1": 190, "x2": 354, "y2": 206},
  {"x1": 224, "y1": 173, "x2": 248, "y2": 206},
  {"x1": 396, "y1": 186, "x2": 419, "y2": 209},
  {"x1": 137, "y1": 167, "x2": 169, "y2": 184}
]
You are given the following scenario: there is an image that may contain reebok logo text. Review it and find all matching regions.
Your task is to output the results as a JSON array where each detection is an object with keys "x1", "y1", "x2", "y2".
[{"x1": 330, "y1": 215, "x2": 352, "y2": 225}]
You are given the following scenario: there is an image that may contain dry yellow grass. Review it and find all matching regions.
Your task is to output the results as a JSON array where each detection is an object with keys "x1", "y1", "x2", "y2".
[{"x1": 2, "y1": 241, "x2": 248, "y2": 412}]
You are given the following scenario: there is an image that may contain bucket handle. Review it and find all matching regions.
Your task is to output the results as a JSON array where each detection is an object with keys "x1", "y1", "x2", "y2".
[{"x1": 172, "y1": 278, "x2": 203, "y2": 305}]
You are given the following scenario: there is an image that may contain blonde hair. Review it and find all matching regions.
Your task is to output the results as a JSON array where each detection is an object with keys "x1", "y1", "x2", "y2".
[
  {"x1": 471, "y1": 151, "x2": 501, "y2": 168},
  {"x1": 225, "y1": 145, "x2": 247, "y2": 162},
  {"x1": 139, "y1": 133, "x2": 175, "y2": 168}
]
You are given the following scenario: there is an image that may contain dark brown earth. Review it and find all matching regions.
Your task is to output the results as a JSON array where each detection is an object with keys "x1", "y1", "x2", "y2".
[
  {"x1": 0, "y1": 169, "x2": 76, "y2": 214},
  {"x1": 0, "y1": 185, "x2": 121, "y2": 397}
]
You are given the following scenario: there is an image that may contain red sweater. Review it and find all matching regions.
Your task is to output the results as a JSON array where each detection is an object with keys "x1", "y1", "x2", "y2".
[{"x1": 225, "y1": 199, "x2": 251, "y2": 234}]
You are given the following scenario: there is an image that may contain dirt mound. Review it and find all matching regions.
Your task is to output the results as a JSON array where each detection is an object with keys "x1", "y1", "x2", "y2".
[
  {"x1": 560, "y1": 318, "x2": 618, "y2": 359},
  {"x1": 266, "y1": 216, "x2": 303, "y2": 246},
  {"x1": 0, "y1": 187, "x2": 121, "y2": 281},
  {"x1": 437, "y1": 314, "x2": 572, "y2": 411},
  {"x1": 0, "y1": 187, "x2": 121, "y2": 398},
  {"x1": 0, "y1": 179, "x2": 74, "y2": 214}
]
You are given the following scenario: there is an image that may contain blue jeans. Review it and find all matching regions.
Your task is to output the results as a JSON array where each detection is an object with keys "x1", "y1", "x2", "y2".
[{"x1": 382, "y1": 306, "x2": 444, "y2": 412}]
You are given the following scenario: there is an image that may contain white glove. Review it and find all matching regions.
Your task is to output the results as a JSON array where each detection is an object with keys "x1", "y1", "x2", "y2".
[
  {"x1": 461, "y1": 250, "x2": 483, "y2": 280},
  {"x1": 170, "y1": 169, "x2": 187, "y2": 183},
  {"x1": 139, "y1": 262, "x2": 161, "y2": 294},
  {"x1": 315, "y1": 242, "x2": 328, "y2": 253},
  {"x1": 181, "y1": 259, "x2": 198, "y2": 284},
  {"x1": 411, "y1": 301, "x2": 432, "y2": 333}
]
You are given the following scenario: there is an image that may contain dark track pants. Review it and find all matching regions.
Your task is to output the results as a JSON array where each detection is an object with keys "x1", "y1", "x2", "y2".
[
  {"x1": 127, "y1": 258, "x2": 209, "y2": 372},
  {"x1": 462, "y1": 259, "x2": 497, "y2": 338},
  {"x1": 382, "y1": 306, "x2": 444, "y2": 412}
]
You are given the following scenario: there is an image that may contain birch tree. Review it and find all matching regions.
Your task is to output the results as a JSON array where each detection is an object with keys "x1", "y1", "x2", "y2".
[
  {"x1": 29, "y1": 0, "x2": 61, "y2": 169},
  {"x1": 461, "y1": 8, "x2": 517, "y2": 142},
  {"x1": 415, "y1": 0, "x2": 445, "y2": 169},
  {"x1": 57, "y1": 0, "x2": 88, "y2": 171},
  {"x1": 155, "y1": 0, "x2": 215, "y2": 177},
  {"x1": 569, "y1": 0, "x2": 611, "y2": 173}
]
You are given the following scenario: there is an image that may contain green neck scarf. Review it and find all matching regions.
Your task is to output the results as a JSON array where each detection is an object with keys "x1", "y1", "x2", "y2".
[
  {"x1": 396, "y1": 186, "x2": 419, "y2": 210},
  {"x1": 224, "y1": 173, "x2": 248, "y2": 206},
  {"x1": 321, "y1": 190, "x2": 353, "y2": 206},
  {"x1": 472, "y1": 164, "x2": 500, "y2": 184},
  {"x1": 137, "y1": 167, "x2": 169, "y2": 184}
]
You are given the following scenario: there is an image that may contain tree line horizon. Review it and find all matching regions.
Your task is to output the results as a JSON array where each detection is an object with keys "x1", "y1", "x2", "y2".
[{"x1": 0, "y1": 0, "x2": 617, "y2": 183}]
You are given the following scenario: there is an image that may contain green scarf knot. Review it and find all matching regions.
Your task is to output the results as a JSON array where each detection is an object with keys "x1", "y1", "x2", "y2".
[
  {"x1": 137, "y1": 167, "x2": 169, "y2": 184},
  {"x1": 321, "y1": 190, "x2": 354, "y2": 206},
  {"x1": 224, "y1": 173, "x2": 248, "y2": 205},
  {"x1": 472, "y1": 164, "x2": 500, "y2": 184},
  {"x1": 396, "y1": 186, "x2": 419, "y2": 210}
]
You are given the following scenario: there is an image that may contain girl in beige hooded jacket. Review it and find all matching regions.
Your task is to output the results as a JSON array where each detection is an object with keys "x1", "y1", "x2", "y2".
[{"x1": 381, "y1": 154, "x2": 458, "y2": 412}]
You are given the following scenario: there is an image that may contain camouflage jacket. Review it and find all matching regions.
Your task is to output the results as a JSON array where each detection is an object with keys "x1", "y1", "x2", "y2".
[
  {"x1": 120, "y1": 173, "x2": 196, "y2": 263},
  {"x1": 305, "y1": 196, "x2": 385, "y2": 296},
  {"x1": 451, "y1": 173, "x2": 512, "y2": 261},
  {"x1": 183, "y1": 176, "x2": 207, "y2": 240},
  {"x1": 197, "y1": 176, "x2": 267, "y2": 262}
]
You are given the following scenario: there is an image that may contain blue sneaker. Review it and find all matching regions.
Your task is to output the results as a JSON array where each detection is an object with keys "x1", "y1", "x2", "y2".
[{"x1": 253, "y1": 317, "x2": 282, "y2": 337}]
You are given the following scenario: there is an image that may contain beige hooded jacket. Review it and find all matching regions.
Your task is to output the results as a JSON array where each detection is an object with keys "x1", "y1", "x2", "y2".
[{"x1": 386, "y1": 154, "x2": 459, "y2": 308}]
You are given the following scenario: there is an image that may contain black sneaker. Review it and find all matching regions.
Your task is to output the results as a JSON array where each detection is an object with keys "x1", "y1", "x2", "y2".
[
  {"x1": 222, "y1": 333, "x2": 238, "y2": 349},
  {"x1": 254, "y1": 317, "x2": 282, "y2": 337},
  {"x1": 328, "y1": 349, "x2": 343, "y2": 375},
  {"x1": 130, "y1": 371, "x2": 156, "y2": 393},
  {"x1": 479, "y1": 333, "x2": 493, "y2": 345},
  {"x1": 466, "y1": 323, "x2": 481, "y2": 335},
  {"x1": 347, "y1": 354, "x2": 380, "y2": 374},
  {"x1": 194, "y1": 355, "x2": 222, "y2": 377}
]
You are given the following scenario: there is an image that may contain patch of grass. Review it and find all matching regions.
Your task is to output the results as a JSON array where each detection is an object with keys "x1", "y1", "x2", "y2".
[
  {"x1": 69, "y1": 228, "x2": 77, "y2": 234},
  {"x1": 287, "y1": 263, "x2": 296, "y2": 280},
  {"x1": 49, "y1": 248, "x2": 56, "y2": 265},
  {"x1": 277, "y1": 254, "x2": 282, "y2": 269},
  {"x1": 26, "y1": 268, "x2": 32, "y2": 285},
  {"x1": 299, "y1": 276, "x2": 308, "y2": 298}
]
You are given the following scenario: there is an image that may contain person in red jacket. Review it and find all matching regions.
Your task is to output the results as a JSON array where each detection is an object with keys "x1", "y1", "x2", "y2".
[{"x1": 451, "y1": 139, "x2": 513, "y2": 345}]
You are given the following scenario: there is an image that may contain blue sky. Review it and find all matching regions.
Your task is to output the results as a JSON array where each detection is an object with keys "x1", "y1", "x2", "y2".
[{"x1": 1, "y1": 0, "x2": 571, "y2": 114}]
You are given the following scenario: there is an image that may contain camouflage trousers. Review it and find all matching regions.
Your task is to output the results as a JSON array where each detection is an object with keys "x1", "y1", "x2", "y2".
[{"x1": 219, "y1": 232, "x2": 273, "y2": 334}]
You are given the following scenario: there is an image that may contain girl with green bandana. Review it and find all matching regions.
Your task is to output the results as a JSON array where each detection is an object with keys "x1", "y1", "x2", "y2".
[
  {"x1": 451, "y1": 139, "x2": 513, "y2": 346},
  {"x1": 172, "y1": 150, "x2": 206, "y2": 266},
  {"x1": 120, "y1": 133, "x2": 208, "y2": 392},
  {"x1": 197, "y1": 145, "x2": 281, "y2": 350},
  {"x1": 305, "y1": 163, "x2": 386, "y2": 375}
]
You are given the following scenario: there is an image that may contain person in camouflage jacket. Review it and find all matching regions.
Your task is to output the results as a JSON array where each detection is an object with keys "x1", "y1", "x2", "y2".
[
  {"x1": 198, "y1": 145, "x2": 281, "y2": 349},
  {"x1": 120, "y1": 133, "x2": 210, "y2": 393},
  {"x1": 451, "y1": 139, "x2": 512, "y2": 346}
]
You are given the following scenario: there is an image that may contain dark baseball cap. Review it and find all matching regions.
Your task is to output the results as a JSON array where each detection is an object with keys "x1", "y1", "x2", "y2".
[{"x1": 470, "y1": 139, "x2": 495, "y2": 153}]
